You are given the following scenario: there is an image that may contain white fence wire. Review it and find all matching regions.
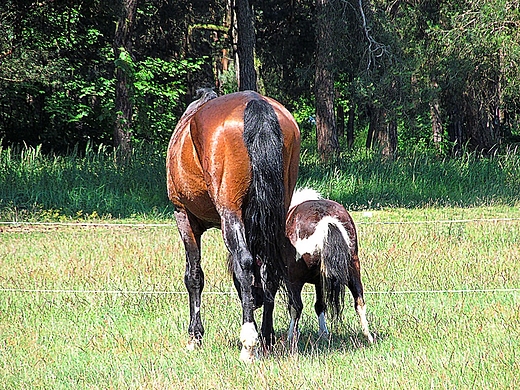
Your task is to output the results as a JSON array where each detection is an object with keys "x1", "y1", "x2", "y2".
[{"x1": 1, "y1": 217, "x2": 519, "y2": 296}]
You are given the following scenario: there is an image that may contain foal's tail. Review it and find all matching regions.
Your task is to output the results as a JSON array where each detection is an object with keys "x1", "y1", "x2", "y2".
[
  {"x1": 322, "y1": 221, "x2": 352, "y2": 320},
  {"x1": 242, "y1": 98, "x2": 287, "y2": 290}
]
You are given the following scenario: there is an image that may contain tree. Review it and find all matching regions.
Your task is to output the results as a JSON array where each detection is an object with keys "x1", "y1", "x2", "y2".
[
  {"x1": 435, "y1": 0, "x2": 520, "y2": 153},
  {"x1": 113, "y1": 0, "x2": 138, "y2": 160},
  {"x1": 393, "y1": 0, "x2": 520, "y2": 154},
  {"x1": 358, "y1": 0, "x2": 400, "y2": 157},
  {"x1": 235, "y1": 0, "x2": 257, "y2": 91},
  {"x1": 315, "y1": 0, "x2": 339, "y2": 161},
  {"x1": 1, "y1": 0, "x2": 519, "y2": 158}
]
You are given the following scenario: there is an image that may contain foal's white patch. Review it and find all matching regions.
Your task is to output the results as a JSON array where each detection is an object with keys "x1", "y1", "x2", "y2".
[
  {"x1": 289, "y1": 187, "x2": 323, "y2": 209},
  {"x1": 293, "y1": 216, "x2": 352, "y2": 260}
]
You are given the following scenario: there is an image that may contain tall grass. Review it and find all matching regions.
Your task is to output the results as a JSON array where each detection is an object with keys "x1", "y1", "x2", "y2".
[
  {"x1": 0, "y1": 143, "x2": 173, "y2": 220},
  {"x1": 298, "y1": 145, "x2": 520, "y2": 209},
  {"x1": 2, "y1": 143, "x2": 519, "y2": 222}
]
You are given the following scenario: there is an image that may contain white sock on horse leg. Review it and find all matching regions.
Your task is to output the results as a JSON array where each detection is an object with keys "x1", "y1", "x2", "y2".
[{"x1": 318, "y1": 312, "x2": 329, "y2": 336}]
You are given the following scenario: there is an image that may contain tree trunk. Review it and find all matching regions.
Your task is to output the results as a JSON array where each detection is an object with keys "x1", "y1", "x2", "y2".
[
  {"x1": 113, "y1": 0, "x2": 137, "y2": 161},
  {"x1": 381, "y1": 118, "x2": 397, "y2": 158},
  {"x1": 235, "y1": 0, "x2": 257, "y2": 91},
  {"x1": 346, "y1": 106, "x2": 355, "y2": 149},
  {"x1": 337, "y1": 103, "x2": 345, "y2": 139},
  {"x1": 366, "y1": 105, "x2": 377, "y2": 149},
  {"x1": 315, "y1": 0, "x2": 339, "y2": 162},
  {"x1": 430, "y1": 100, "x2": 443, "y2": 150},
  {"x1": 367, "y1": 105, "x2": 397, "y2": 158}
]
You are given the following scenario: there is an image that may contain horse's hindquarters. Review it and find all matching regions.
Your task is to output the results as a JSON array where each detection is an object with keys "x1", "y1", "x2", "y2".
[{"x1": 167, "y1": 91, "x2": 301, "y2": 362}]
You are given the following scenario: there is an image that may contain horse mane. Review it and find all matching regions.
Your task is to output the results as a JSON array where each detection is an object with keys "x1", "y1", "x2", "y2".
[
  {"x1": 185, "y1": 88, "x2": 218, "y2": 114},
  {"x1": 289, "y1": 187, "x2": 323, "y2": 210}
]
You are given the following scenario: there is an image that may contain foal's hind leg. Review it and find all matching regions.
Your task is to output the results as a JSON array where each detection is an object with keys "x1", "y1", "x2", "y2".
[
  {"x1": 314, "y1": 281, "x2": 330, "y2": 338},
  {"x1": 221, "y1": 211, "x2": 259, "y2": 363},
  {"x1": 348, "y1": 253, "x2": 374, "y2": 343},
  {"x1": 175, "y1": 210, "x2": 206, "y2": 350},
  {"x1": 287, "y1": 282, "x2": 304, "y2": 353}
]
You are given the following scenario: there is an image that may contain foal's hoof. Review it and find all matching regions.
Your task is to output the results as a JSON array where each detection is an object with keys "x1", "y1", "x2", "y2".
[
  {"x1": 366, "y1": 332, "x2": 375, "y2": 344},
  {"x1": 186, "y1": 336, "x2": 202, "y2": 351}
]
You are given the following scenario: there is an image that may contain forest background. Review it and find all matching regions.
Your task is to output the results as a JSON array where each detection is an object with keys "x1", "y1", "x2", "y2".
[{"x1": 1, "y1": 0, "x2": 520, "y2": 162}]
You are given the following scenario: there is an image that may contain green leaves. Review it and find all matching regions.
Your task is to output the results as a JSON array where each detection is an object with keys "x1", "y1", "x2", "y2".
[{"x1": 131, "y1": 56, "x2": 204, "y2": 144}]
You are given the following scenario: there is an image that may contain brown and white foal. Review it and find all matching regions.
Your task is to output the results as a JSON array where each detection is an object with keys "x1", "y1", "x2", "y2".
[{"x1": 285, "y1": 188, "x2": 374, "y2": 351}]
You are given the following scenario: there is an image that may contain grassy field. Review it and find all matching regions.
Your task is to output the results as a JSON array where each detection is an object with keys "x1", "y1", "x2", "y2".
[
  {"x1": 1, "y1": 143, "x2": 520, "y2": 220},
  {"x1": 1, "y1": 145, "x2": 519, "y2": 388},
  {"x1": 1, "y1": 208, "x2": 519, "y2": 389}
]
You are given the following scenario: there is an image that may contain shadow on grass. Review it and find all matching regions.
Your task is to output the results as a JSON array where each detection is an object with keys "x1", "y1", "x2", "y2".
[
  {"x1": 216, "y1": 321, "x2": 385, "y2": 359},
  {"x1": 276, "y1": 328, "x2": 387, "y2": 358}
]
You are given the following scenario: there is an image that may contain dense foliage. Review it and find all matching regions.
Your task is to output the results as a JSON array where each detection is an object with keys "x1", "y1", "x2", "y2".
[{"x1": 0, "y1": 0, "x2": 519, "y2": 155}]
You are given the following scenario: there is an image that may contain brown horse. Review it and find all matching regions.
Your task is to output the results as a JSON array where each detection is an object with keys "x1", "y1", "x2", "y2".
[
  {"x1": 285, "y1": 188, "x2": 374, "y2": 351},
  {"x1": 166, "y1": 89, "x2": 300, "y2": 362}
]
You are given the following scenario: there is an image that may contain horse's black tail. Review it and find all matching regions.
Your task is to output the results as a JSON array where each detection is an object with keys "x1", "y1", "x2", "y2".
[
  {"x1": 242, "y1": 98, "x2": 287, "y2": 294},
  {"x1": 321, "y1": 222, "x2": 351, "y2": 320}
]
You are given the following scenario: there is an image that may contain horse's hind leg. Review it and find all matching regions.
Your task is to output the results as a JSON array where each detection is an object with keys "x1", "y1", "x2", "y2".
[
  {"x1": 221, "y1": 211, "x2": 259, "y2": 363},
  {"x1": 259, "y1": 269, "x2": 278, "y2": 351},
  {"x1": 348, "y1": 253, "x2": 374, "y2": 344},
  {"x1": 175, "y1": 210, "x2": 205, "y2": 349}
]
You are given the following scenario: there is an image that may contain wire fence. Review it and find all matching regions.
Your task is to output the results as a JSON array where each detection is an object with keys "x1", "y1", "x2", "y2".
[
  {"x1": 1, "y1": 217, "x2": 520, "y2": 229},
  {"x1": 1, "y1": 287, "x2": 519, "y2": 296},
  {"x1": 1, "y1": 217, "x2": 519, "y2": 297}
]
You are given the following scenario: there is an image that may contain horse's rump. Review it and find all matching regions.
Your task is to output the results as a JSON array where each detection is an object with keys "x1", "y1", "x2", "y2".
[{"x1": 168, "y1": 91, "x2": 299, "y2": 219}]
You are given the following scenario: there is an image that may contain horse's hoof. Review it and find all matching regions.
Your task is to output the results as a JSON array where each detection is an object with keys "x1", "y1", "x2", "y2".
[
  {"x1": 239, "y1": 322, "x2": 258, "y2": 363},
  {"x1": 240, "y1": 346, "x2": 257, "y2": 363},
  {"x1": 186, "y1": 336, "x2": 202, "y2": 351},
  {"x1": 366, "y1": 332, "x2": 375, "y2": 344}
]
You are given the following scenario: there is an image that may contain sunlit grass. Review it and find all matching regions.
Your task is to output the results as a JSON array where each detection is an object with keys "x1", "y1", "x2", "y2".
[
  {"x1": 1, "y1": 211, "x2": 519, "y2": 388},
  {"x1": 1, "y1": 144, "x2": 519, "y2": 221},
  {"x1": 1, "y1": 144, "x2": 519, "y2": 387}
]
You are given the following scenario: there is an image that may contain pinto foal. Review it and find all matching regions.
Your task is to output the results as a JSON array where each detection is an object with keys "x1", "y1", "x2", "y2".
[{"x1": 285, "y1": 189, "x2": 374, "y2": 350}]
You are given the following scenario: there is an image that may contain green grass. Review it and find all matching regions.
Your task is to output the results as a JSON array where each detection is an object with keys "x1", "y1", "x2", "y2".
[
  {"x1": 298, "y1": 147, "x2": 520, "y2": 209},
  {"x1": 1, "y1": 144, "x2": 519, "y2": 387},
  {"x1": 0, "y1": 143, "x2": 173, "y2": 221},
  {"x1": 1, "y1": 214, "x2": 519, "y2": 389},
  {"x1": 1, "y1": 144, "x2": 520, "y2": 221}
]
